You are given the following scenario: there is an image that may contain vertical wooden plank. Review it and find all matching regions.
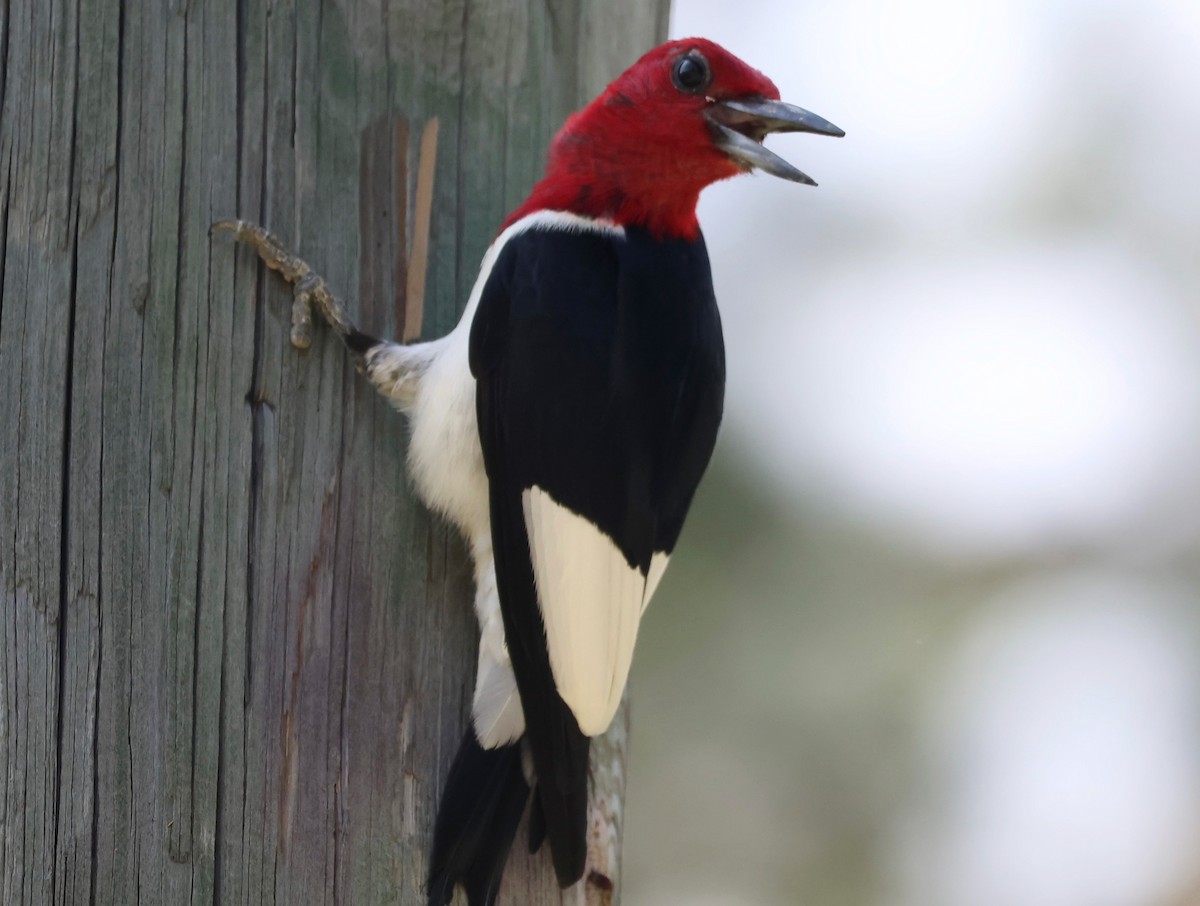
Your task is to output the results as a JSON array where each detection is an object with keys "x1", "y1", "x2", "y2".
[
  {"x1": 0, "y1": 0, "x2": 79, "y2": 902},
  {"x1": 53, "y1": 0, "x2": 120, "y2": 899},
  {"x1": 1, "y1": 0, "x2": 670, "y2": 904}
]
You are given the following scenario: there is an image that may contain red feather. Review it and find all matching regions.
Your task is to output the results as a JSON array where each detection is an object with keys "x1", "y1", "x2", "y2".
[{"x1": 504, "y1": 38, "x2": 781, "y2": 240}]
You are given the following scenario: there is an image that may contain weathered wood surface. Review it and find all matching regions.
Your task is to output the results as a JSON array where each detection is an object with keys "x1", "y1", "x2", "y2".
[{"x1": 0, "y1": 0, "x2": 668, "y2": 903}]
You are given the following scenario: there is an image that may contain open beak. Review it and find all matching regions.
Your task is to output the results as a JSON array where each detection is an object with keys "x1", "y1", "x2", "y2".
[{"x1": 707, "y1": 97, "x2": 844, "y2": 186}]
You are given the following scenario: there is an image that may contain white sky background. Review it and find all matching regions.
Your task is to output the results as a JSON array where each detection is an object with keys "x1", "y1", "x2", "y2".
[
  {"x1": 678, "y1": 0, "x2": 1200, "y2": 557},
  {"x1": 645, "y1": 1, "x2": 1200, "y2": 904},
  {"x1": 891, "y1": 571, "x2": 1200, "y2": 906}
]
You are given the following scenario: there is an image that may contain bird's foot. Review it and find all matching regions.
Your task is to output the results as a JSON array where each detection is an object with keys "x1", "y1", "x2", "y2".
[{"x1": 211, "y1": 219, "x2": 358, "y2": 350}]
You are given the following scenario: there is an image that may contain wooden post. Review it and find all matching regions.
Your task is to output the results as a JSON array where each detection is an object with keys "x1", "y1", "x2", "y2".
[{"x1": 0, "y1": 0, "x2": 668, "y2": 903}]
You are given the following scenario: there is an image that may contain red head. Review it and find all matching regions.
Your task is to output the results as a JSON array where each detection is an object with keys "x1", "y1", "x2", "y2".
[{"x1": 504, "y1": 38, "x2": 843, "y2": 239}]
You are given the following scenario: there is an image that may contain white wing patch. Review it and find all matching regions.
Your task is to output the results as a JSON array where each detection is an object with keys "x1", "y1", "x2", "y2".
[
  {"x1": 521, "y1": 485, "x2": 669, "y2": 736},
  {"x1": 643, "y1": 552, "x2": 670, "y2": 615}
]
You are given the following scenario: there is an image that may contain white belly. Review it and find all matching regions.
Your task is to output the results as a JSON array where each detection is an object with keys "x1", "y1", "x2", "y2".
[{"x1": 406, "y1": 330, "x2": 490, "y2": 545}]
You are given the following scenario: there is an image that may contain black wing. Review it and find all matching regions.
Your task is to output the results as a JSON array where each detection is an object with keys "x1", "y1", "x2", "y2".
[{"x1": 470, "y1": 222, "x2": 724, "y2": 886}]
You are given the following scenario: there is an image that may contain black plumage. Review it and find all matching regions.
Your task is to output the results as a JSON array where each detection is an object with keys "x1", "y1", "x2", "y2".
[
  {"x1": 427, "y1": 733, "x2": 530, "y2": 906},
  {"x1": 462, "y1": 222, "x2": 725, "y2": 890}
]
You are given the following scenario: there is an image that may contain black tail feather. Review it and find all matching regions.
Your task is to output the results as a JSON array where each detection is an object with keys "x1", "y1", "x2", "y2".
[
  {"x1": 473, "y1": 451, "x2": 593, "y2": 887},
  {"x1": 427, "y1": 731, "x2": 531, "y2": 906},
  {"x1": 531, "y1": 727, "x2": 589, "y2": 885},
  {"x1": 527, "y1": 791, "x2": 547, "y2": 854}
]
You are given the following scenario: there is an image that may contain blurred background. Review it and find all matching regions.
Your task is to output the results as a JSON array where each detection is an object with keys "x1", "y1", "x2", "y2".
[{"x1": 623, "y1": 0, "x2": 1200, "y2": 903}]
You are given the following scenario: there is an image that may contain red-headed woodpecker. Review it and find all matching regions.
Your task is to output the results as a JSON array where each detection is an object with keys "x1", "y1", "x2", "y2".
[{"x1": 215, "y1": 35, "x2": 841, "y2": 906}]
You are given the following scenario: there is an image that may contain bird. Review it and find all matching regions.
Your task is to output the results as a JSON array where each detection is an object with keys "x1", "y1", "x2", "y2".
[{"x1": 214, "y1": 35, "x2": 841, "y2": 906}]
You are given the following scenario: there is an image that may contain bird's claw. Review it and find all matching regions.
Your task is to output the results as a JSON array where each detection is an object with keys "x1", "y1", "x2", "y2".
[
  {"x1": 211, "y1": 218, "x2": 358, "y2": 350},
  {"x1": 291, "y1": 277, "x2": 317, "y2": 350}
]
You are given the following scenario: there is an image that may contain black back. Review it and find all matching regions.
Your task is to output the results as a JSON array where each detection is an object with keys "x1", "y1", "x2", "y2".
[{"x1": 469, "y1": 221, "x2": 725, "y2": 884}]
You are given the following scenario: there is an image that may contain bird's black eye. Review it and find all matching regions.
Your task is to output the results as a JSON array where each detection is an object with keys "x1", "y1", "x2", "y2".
[{"x1": 672, "y1": 51, "x2": 711, "y2": 94}]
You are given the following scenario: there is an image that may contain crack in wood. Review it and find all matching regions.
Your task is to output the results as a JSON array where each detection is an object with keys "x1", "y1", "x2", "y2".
[{"x1": 278, "y1": 476, "x2": 338, "y2": 855}]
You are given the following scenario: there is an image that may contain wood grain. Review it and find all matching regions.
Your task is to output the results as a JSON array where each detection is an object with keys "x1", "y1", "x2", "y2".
[{"x1": 0, "y1": 0, "x2": 668, "y2": 902}]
